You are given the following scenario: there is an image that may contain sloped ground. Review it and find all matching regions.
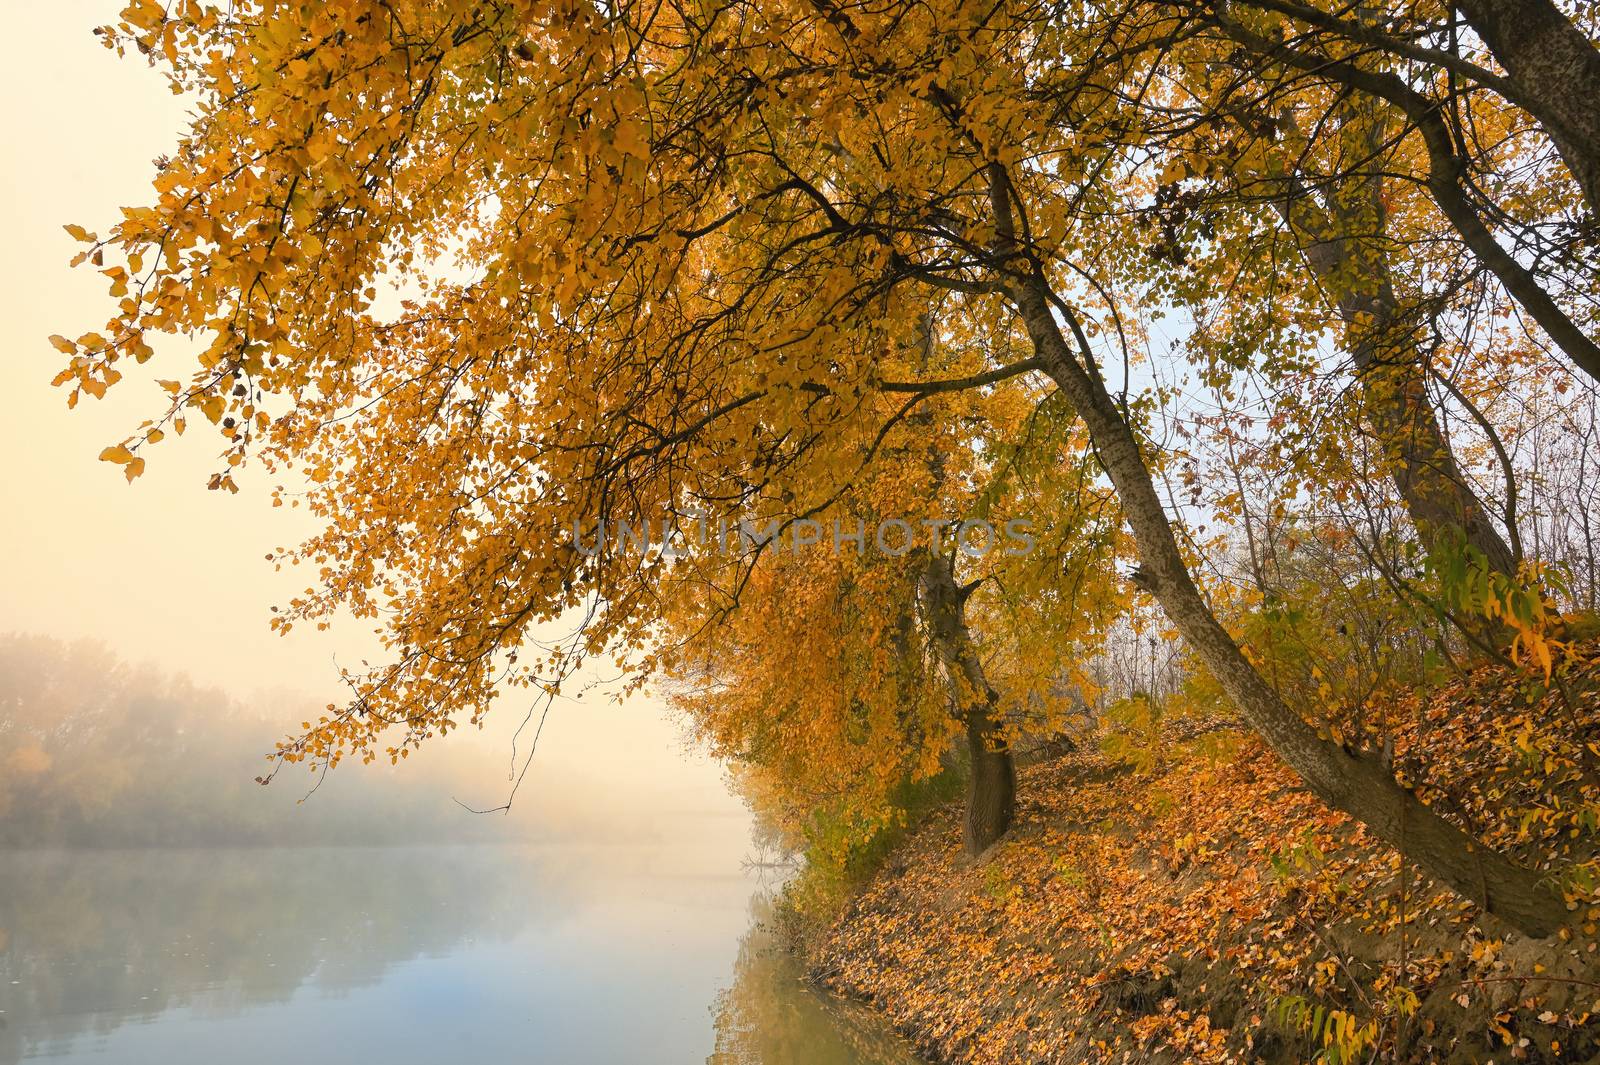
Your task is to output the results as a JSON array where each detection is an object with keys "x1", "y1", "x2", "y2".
[{"x1": 809, "y1": 659, "x2": 1600, "y2": 1063}]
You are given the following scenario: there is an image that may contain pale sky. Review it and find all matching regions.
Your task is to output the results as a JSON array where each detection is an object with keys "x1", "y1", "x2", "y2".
[{"x1": 0, "y1": 2, "x2": 745, "y2": 841}]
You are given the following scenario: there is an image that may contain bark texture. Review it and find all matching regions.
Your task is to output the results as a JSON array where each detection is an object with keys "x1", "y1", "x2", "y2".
[
  {"x1": 963, "y1": 705, "x2": 1018, "y2": 856},
  {"x1": 1456, "y1": 0, "x2": 1600, "y2": 219},
  {"x1": 920, "y1": 553, "x2": 1016, "y2": 855},
  {"x1": 1277, "y1": 173, "x2": 1517, "y2": 578}
]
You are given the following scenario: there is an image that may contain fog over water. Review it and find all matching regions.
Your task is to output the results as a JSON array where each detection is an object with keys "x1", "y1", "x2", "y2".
[
  {"x1": 0, "y1": 844, "x2": 922, "y2": 1064},
  {"x1": 0, "y1": 638, "x2": 921, "y2": 1064}
]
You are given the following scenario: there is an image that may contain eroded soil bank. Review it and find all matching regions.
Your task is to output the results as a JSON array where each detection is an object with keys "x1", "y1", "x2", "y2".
[{"x1": 802, "y1": 662, "x2": 1600, "y2": 1063}]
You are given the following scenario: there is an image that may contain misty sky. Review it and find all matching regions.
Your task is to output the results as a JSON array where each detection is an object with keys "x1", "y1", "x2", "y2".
[{"x1": 0, "y1": 2, "x2": 745, "y2": 842}]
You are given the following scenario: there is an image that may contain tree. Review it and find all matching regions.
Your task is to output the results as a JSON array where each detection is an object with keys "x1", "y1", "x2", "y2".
[
  {"x1": 1210, "y1": 0, "x2": 1600, "y2": 222},
  {"x1": 1453, "y1": 0, "x2": 1600, "y2": 217},
  {"x1": 58, "y1": 0, "x2": 1593, "y2": 934},
  {"x1": 1194, "y1": 1, "x2": 1600, "y2": 383},
  {"x1": 917, "y1": 549, "x2": 1016, "y2": 854},
  {"x1": 661, "y1": 359, "x2": 1121, "y2": 857},
  {"x1": 1262, "y1": 110, "x2": 1518, "y2": 580}
]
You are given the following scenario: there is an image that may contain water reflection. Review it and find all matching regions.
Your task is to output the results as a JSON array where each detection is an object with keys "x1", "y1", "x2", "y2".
[
  {"x1": 0, "y1": 846, "x2": 920, "y2": 1065},
  {"x1": 710, "y1": 893, "x2": 923, "y2": 1065},
  {"x1": 0, "y1": 847, "x2": 558, "y2": 1064}
]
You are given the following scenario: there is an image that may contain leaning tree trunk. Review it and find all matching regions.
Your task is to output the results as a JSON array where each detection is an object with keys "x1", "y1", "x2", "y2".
[
  {"x1": 919, "y1": 552, "x2": 1016, "y2": 855},
  {"x1": 1455, "y1": 0, "x2": 1600, "y2": 220},
  {"x1": 1277, "y1": 171, "x2": 1517, "y2": 579},
  {"x1": 1007, "y1": 270, "x2": 1565, "y2": 936},
  {"x1": 986, "y1": 164, "x2": 1567, "y2": 936},
  {"x1": 1361, "y1": 353, "x2": 1517, "y2": 579}
]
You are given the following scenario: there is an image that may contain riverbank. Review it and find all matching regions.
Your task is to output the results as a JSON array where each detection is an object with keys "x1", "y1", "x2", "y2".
[{"x1": 800, "y1": 661, "x2": 1600, "y2": 1063}]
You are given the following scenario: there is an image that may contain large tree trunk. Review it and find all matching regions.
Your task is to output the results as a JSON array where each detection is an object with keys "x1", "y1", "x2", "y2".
[
  {"x1": 1215, "y1": 14, "x2": 1600, "y2": 386},
  {"x1": 1455, "y1": 0, "x2": 1600, "y2": 219},
  {"x1": 986, "y1": 166, "x2": 1566, "y2": 934},
  {"x1": 1278, "y1": 174, "x2": 1518, "y2": 578},
  {"x1": 1361, "y1": 356, "x2": 1517, "y2": 579},
  {"x1": 1009, "y1": 272, "x2": 1564, "y2": 935},
  {"x1": 964, "y1": 702, "x2": 1017, "y2": 855},
  {"x1": 919, "y1": 553, "x2": 1016, "y2": 855}
]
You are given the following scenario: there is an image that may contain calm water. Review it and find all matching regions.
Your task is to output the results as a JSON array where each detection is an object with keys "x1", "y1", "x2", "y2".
[{"x1": 0, "y1": 845, "x2": 920, "y2": 1064}]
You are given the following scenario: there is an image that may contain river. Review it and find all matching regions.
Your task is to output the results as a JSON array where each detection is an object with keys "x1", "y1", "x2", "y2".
[{"x1": 0, "y1": 843, "x2": 920, "y2": 1064}]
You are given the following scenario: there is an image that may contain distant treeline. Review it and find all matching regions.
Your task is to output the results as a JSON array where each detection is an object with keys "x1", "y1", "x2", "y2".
[{"x1": 0, "y1": 634, "x2": 533, "y2": 847}]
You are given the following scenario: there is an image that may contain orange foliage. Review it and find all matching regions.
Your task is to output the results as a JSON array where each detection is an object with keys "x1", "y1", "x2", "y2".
[{"x1": 812, "y1": 652, "x2": 1600, "y2": 1063}]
